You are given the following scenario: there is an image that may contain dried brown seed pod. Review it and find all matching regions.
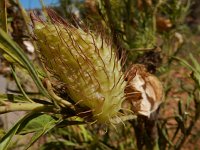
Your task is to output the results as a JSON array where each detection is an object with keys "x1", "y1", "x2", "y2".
[{"x1": 125, "y1": 64, "x2": 164, "y2": 117}]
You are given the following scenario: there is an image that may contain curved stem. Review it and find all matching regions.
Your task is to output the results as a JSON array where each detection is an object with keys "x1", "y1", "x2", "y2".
[{"x1": 45, "y1": 79, "x2": 75, "y2": 110}]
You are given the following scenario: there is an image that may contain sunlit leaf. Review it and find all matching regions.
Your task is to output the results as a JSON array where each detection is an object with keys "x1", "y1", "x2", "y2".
[
  {"x1": 18, "y1": 114, "x2": 59, "y2": 135},
  {"x1": 23, "y1": 114, "x2": 61, "y2": 150}
]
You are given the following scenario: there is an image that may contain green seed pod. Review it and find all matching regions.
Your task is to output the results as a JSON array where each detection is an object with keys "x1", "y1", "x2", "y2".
[{"x1": 33, "y1": 11, "x2": 126, "y2": 123}]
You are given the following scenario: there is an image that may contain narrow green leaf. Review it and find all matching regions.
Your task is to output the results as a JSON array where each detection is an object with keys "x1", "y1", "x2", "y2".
[
  {"x1": 174, "y1": 56, "x2": 200, "y2": 86},
  {"x1": 173, "y1": 56, "x2": 196, "y2": 72},
  {"x1": 2, "y1": 54, "x2": 17, "y2": 63},
  {"x1": 0, "y1": 28, "x2": 49, "y2": 98},
  {"x1": 0, "y1": 43, "x2": 24, "y2": 66},
  {"x1": 79, "y1": 125, "x2": 93, "y2": 141},
  {"x1": 189, "y1": 54, "x2": 200, "y2": 74}
]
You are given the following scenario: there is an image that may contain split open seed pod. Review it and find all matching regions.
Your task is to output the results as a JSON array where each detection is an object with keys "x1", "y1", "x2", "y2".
[{"x1": 125, "y1": 64, "x2": 164, "y2": 117}]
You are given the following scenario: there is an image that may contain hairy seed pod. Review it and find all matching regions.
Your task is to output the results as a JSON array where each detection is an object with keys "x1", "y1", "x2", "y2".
[{"x1": 32, "y1": 11, "x2": 126, "y2": 123}]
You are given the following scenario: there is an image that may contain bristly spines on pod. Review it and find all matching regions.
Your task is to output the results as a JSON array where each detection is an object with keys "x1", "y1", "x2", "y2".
[{"x1": 32, "y1": 9, "x2": 126, "y2": 123}]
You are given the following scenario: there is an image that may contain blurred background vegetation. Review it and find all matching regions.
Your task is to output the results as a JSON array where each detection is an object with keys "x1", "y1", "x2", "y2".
[{"x1": 0, "y1": 0, "x2": 200, "y2": 149}]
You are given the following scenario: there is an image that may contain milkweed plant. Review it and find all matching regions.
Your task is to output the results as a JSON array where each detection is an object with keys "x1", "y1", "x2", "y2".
[{"x1": 0, "y1": 0, "x2": 196, "y2": 149}]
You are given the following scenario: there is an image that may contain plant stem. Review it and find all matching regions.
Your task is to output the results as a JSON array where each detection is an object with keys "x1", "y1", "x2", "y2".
[
  {"x1": 45, "y1": 79, "x2": 75, "y2": 110},
  {"x1": 0, "y1": 103, "x2": 54, "y2": 114}
]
